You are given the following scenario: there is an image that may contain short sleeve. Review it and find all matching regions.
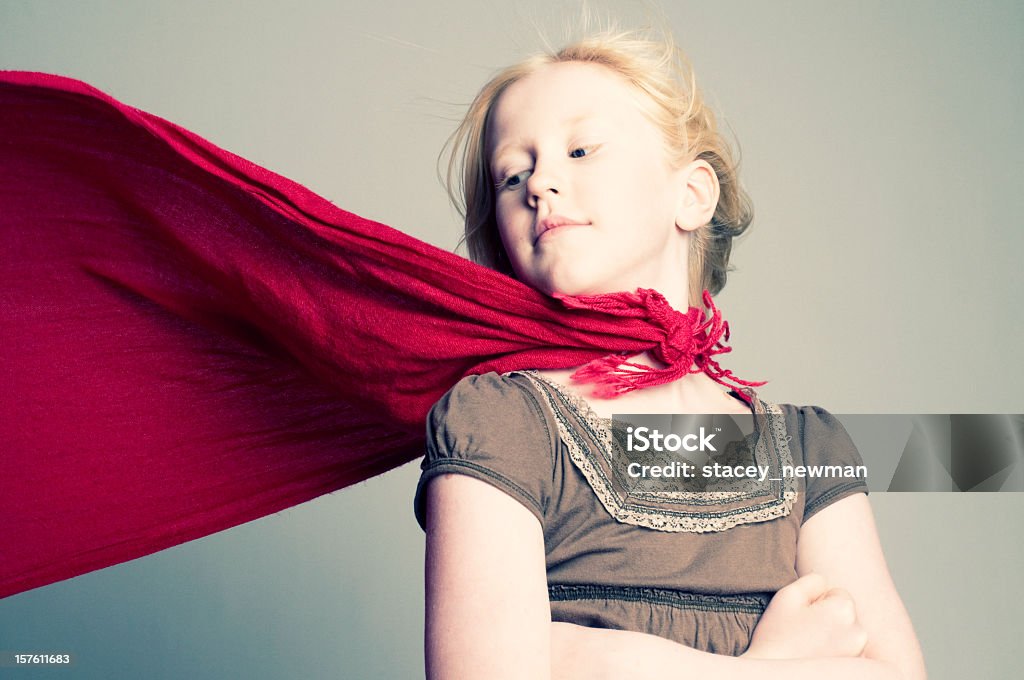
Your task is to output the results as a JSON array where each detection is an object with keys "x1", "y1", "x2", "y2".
[
  {"x1": 412, "y1": 372, "x2": 556, "y2": 532},
  {"x1": 798, "y1": 406, "x2": 869, "y2": 523}
]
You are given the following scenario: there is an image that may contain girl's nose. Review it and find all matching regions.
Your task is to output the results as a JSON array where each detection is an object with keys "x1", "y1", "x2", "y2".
[
  {"x1": 526, "y1": 161, "x2": 561, "y2": 208},
  {"x1": 528, "y1": 185, "x2": 559, "y2": 209}
]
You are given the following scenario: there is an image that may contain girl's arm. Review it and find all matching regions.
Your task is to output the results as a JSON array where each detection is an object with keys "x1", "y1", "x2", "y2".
[
  {"x1": 424, "y1": 472, "x2": 552, "y2": 679},
  {"x1": 794, "y1": 493, "x2": 928, "y2": 680},
  {"x1": 551, "y1": 621, "x2": 904, "y2": 680}
]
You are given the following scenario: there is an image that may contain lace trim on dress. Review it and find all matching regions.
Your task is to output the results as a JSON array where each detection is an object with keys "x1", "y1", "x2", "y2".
[{"x1": 512, "y1": 370, "x2": 797, "y2": 533}]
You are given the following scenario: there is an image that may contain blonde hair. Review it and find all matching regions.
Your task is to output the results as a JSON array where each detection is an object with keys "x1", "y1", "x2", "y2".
[{"x1": 441, "y1": 22, "x2": 753, "y2": 307}]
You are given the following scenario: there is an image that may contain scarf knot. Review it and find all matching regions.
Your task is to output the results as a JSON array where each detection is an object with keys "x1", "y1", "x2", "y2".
[{"x1": 554, "y1": 288, "x2": 766, "y2": 401}]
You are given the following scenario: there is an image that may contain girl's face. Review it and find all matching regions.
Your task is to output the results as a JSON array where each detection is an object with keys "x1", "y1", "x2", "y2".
[{"x1": 487, "y1": 60, "x2": 692, "y2": 300}]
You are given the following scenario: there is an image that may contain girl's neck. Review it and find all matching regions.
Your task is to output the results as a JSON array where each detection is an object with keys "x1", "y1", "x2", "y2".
[{"x1": 531, "y1": 351, "x2": 752, "y2": 418}]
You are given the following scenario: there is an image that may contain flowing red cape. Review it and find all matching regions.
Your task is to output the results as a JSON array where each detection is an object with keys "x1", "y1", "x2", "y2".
[{"x1": 0, "y1": 71, "x2": 755, "y2": 598}]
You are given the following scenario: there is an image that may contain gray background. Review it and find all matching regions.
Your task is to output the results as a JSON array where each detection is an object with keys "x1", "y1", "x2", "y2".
[{"x1": 1, "y1": 0, "x2": 1022, "y2": 677}]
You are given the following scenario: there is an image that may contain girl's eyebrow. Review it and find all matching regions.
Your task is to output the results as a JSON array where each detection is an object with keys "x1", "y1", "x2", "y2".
[{"x1": 491, "y1": 113, "x2": 599, "y2": 165}]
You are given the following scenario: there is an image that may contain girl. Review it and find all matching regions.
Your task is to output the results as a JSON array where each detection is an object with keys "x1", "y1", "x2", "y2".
[{"x1": 413, "y1": 25, "x2": 927, "y2": 679}]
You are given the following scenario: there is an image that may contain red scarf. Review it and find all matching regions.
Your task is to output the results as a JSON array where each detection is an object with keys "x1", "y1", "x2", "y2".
[{"x1": 0, "y1": 71, "x2": 763, "y2": 598}]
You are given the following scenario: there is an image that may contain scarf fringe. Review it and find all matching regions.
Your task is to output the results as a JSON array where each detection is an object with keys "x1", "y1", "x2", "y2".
[{"x1": 563, "y1": 289, "x2": 766, "y2": 401}]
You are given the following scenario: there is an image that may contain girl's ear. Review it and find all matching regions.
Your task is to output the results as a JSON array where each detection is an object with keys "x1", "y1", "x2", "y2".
[{"x1": 675, "y1": 159, "x2": 720, "y2": 233}]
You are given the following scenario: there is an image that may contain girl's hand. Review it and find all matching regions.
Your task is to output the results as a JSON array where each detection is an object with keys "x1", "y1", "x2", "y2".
[{"x1": 742, "y1": 572, "x2": 868, "y2": 660}]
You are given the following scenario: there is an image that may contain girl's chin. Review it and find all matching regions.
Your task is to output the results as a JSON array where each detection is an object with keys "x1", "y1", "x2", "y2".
[
  {"x1": 541, "y1": 278, "x2": 633, "y2": 299},
  {"x1": 512, "y1": 260, "x2": 636, "y2": 298}
]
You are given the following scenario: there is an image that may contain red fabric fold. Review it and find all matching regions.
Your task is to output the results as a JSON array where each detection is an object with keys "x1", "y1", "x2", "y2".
[{"x1": 0, "y1": 71, "x2": 762, "y2": 598}]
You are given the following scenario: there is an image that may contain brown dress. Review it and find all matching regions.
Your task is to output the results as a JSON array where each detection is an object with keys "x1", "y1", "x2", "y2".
[{"x1": 413, "y1": 370, "x2": 869, "y2": 657}]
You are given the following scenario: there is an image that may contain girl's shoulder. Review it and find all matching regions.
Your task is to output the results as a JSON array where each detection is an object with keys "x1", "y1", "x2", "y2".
[
  {"x1": 427, "y1": 371, "x2": 557, "y2": 447},
  {"x1": 430, "y1": 371, "x2": 547, "y2": 416},
  {"x1": 415, "y1": 371, "x2": 558, "y2": 532},
  {"x1": 771, "y1": 403, "x2": 852, "y2": 443}
]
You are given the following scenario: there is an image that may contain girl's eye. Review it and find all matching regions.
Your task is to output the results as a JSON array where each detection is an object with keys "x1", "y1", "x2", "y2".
[
  {"x1": 495, "y1": 169, "x2": 530, "y2": 191},
  {"x1": 571, "y1": 142, "x2": 601, "y2": 159}
]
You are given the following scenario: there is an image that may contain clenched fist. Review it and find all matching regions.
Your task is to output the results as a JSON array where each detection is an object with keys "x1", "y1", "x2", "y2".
[{"x1": 742, "y1": 572, "x2": 868, "y2": 660}]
